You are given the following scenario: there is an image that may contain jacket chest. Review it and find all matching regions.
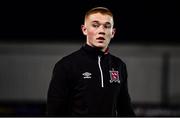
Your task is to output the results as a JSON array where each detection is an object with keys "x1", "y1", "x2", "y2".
[{"x1": 72, "y1": 59, "x2": 122, "y2": 90}]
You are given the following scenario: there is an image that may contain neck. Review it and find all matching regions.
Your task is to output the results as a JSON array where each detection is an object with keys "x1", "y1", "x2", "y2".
[{"x1": 86, "y1": 43, "x2": 109, "y2": 54}]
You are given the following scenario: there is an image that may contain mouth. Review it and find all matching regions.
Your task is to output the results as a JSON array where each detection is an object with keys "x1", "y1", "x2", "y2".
[{"x1": 96, "y1": 37, "x2": 105, "y2": 41}]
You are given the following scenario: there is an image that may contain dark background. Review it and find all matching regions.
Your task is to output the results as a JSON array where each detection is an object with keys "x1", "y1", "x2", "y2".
[
  {"x1": 0, "y1": 0, "x2": 180, "y2": 44},
  {"x1": 0, "y1": 1, "x2": 180, "y2": 116}
]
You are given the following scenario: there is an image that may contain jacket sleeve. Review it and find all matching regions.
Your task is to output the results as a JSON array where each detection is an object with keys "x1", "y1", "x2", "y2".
[
  {"x1": 117, "y1": 62, "x2": 135, "y2": 116},
  {"x1": 47, "y1": 59, "x2": 71, "y2": 116}
]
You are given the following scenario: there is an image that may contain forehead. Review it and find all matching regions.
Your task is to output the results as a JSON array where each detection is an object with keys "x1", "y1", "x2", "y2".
[{"x1": 86, "y1": 13, "x2": 114, "y2": 24}]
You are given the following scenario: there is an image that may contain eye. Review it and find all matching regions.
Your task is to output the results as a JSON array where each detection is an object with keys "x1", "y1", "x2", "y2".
[
  {"x1": 104, "y1": 24, "x2": 111, "y2": 29},
  {"x1": 92, "y1": 23, "x2": 100, "y2": 28}
]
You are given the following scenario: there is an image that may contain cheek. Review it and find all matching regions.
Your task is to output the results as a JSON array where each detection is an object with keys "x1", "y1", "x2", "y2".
[
  {"x1": 107, "y1": 30, "x2": 114, "y2": 38},
  {"x1": 87, "y1": 29, "x2": 96, "y2": 38}
]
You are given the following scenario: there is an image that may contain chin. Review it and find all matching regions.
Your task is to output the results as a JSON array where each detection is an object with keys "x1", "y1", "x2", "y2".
[{"x1": 95, "y1": 44, "x2": 106, "y2": 49}]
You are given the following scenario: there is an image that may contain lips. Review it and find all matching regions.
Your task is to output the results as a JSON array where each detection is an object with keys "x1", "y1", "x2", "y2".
[{"x1": 96, "y1": 37, "x2": 105, "y2": 40}]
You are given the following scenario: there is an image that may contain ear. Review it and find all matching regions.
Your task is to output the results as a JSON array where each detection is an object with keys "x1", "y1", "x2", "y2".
[
  {"x1": 111, "y1": 28, "x2": 116, "y2": 38},
  {"x1": 81, "y1": 24, "x2": 87, "y2": 36}
]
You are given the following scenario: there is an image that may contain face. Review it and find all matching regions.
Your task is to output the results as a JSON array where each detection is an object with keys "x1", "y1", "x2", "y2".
[{"x1": 82, "y1": 13, "x2": 116, "y2": 52}]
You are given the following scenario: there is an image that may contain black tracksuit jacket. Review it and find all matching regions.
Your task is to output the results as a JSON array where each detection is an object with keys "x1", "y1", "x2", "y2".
[{"x1": 47, "y1": 44, "x2": 135, "y2": 116}]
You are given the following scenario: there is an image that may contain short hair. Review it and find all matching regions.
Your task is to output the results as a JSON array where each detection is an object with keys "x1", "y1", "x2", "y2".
[{"x1": 85, "y1": 7, "x2": 114, "y2": 20}]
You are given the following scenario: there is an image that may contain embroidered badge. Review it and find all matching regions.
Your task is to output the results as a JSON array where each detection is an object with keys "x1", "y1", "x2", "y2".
[
  {"x1": 109, "y1": 68, "x2": 120, "y2": 83},
  {"x1": 82, "y1": 72, "x2": 92, "y2": 79}
]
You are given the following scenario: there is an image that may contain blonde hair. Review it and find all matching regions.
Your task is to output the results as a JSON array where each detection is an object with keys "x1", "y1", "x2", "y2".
[{"x1": 85, "y1": 7, "x2": 114, "y2": 20}]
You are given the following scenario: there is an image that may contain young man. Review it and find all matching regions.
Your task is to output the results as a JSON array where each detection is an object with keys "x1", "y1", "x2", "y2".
[{"x1": 47, "y1": 7, "x2": 135, "y2": 116}]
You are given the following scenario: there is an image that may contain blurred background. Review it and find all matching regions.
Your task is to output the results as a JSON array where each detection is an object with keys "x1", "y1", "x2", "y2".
[{"x1": 0, "y1": 0, "x2": 180, "y2": 116}]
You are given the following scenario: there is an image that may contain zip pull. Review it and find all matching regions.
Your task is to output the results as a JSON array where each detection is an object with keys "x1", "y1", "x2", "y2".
[{"x1": 98, "y1": 56, "x2": 104, "y2": 88}]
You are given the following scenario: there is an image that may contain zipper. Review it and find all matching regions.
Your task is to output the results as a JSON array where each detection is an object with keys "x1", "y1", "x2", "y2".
[{"x1": 98, "y1": 56, "x2": 104, "y2": 88}]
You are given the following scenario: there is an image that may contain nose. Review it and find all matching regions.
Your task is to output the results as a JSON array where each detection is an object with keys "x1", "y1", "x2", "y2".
[
  {"x1": 98, "y1": 25, "x2": 105, "y2": 35},
  {"x1": 99, "y1": 32, "x2": 105, "y2": 35}
]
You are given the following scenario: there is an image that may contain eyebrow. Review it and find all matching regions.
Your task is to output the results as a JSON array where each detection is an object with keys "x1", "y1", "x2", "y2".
[{"x1": 92, "y1": 20, "x2": 111, "y2": 25}]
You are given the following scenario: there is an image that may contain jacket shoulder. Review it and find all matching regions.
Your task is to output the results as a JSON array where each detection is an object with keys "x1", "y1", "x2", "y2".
[
  {"x1": 55, "y1": 49, "x2": 82, "y2": 66},
  {"x1": 109, "y1": 54, "x2": 126, "y2": 65}
]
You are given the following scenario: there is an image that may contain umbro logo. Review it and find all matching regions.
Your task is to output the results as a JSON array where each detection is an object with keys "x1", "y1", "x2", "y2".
[{"x1": 82, "y1": 72, "x2": 92, "y2": 79}]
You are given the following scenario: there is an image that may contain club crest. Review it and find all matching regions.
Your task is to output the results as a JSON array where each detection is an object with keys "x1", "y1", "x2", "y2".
[{"x1": 109, "y1": 68, "x2": 120, "y2": 83}]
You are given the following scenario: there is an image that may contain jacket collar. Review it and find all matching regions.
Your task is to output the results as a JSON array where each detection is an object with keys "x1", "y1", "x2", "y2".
[{"x1": 81, "y1": 44, "x2": 109, "y2": 57}]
